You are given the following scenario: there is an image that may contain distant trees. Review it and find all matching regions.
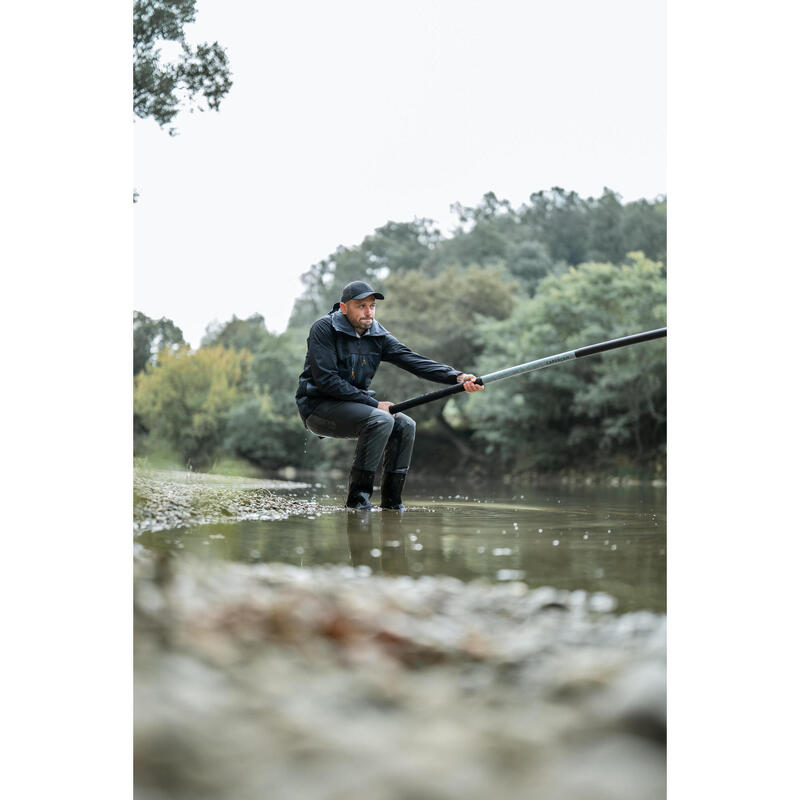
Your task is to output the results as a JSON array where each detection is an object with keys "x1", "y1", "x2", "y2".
[
  {"x1": 134, "y1": 0, "x2": 232, "y2": 130},
  {"x1": 201, "y1": 314, "x2": 273, "y2": 352},
  {"x1": 133, "y1": 311, "x2": 186, "y2": 375}
]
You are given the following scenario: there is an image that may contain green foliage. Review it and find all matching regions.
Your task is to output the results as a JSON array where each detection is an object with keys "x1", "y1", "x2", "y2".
[
  {"x1": 433, "y1": 192, "x2": 518, "y2": 269},
  {"x1": 519, "y1": 187, "x2": 590, "y2": 266},
  {"x1": 360, "y1": 219, "x2": 443, "y2": 275},
  {"x1": 134, "y1": 317, "x2": 312, "y2": 473},
  {"x1": 622, "y1": 197, "x2": 667, "y2": 265},
  {"x1": 201, "y1": 314, "x2": 272, "y2": 352},
  {"x1": 245, "y1": 330, "x2": 305, "y2": 398},
  {"x1": 134, "y1": 345, "x2": 250, "y2": 468},
  {"x1": 518, "y1": 187, "x2": 666, "y2": 268},
  {"x1": 471, "y1": 253, "x2": 666, "y2": 471},
  {"x1": 224, "y1": 329, "x2": 309, "y2": 469},
  {"x1": 133, "y1": 311, "x2": 186, "y2": 375},
  {"x1": 368, "y1": 265, "x2": 518, "y2": 435},
  {"x1": 133, "y1": 0, "x2": 232, "y2": 130},
  {"x1": 505, "y1": 240, "x2": 565, "y2": 295},
  {"x1": 224, "y1": 394, "x2": 306, "y2": 470}
]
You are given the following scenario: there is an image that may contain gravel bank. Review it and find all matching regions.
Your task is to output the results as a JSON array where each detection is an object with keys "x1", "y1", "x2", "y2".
[
  {"x1": 134, "y1": 551, "x2": 666, "y2": 800},
  {"x1": 134, "y1": 468, "x2": 338, "y2": 534}
]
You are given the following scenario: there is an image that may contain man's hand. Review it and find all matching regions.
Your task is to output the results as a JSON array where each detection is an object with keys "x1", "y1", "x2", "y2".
[
  {"x1": 457, "y1": 373, "x2": 485, "y2": 393},
  {"x1": 377, "y1": 401, "x2": 395, "y2": 413}
]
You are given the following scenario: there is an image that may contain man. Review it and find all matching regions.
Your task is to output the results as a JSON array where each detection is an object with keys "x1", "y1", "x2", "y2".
[{"x1": 296, "y1": 280, "x2": 484, "y2": 510}]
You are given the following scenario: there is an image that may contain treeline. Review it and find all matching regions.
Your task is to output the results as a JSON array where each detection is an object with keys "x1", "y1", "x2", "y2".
[{"x1": 134, "y1": 187, "x2": 666, "y2": 478}]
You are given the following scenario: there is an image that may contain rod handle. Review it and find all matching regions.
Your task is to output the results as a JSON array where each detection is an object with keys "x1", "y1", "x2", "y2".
[{"x1": 388, "y1": 377, "x2": 484, "y2": 414}]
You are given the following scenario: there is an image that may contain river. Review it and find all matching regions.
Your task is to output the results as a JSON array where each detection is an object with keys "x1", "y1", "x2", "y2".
[{"x1": 137, "y1": 478, "x2": 665, "y2": 614}]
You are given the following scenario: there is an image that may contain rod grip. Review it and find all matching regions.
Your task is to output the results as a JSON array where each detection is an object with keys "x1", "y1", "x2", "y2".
[{"x1": 388, "y1": 377, "x2": 483, "y2": 414}]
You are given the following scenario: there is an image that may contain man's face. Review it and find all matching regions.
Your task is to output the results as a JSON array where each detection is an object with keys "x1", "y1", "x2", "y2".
[{"x1": 340, "y1": 295, "x2": 377, "y2": 333}]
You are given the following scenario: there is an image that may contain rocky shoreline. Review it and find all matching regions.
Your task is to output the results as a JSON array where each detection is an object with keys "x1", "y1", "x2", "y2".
[{"x1": 133, "y1": 467, "x2": 338, "y2": 535}]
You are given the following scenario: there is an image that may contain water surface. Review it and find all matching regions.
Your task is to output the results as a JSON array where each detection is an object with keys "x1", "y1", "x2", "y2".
[{"x1": 138, "y1": 480, "x2": 665, "y2": 613}]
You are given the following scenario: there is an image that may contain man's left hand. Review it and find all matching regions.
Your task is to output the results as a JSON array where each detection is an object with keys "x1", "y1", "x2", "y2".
[{"x1": 457, "y1": 373, "x2": 485, "y2": 393}]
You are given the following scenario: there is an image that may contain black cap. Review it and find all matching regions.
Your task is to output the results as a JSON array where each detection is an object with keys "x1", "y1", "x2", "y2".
[{"x1": 340, "y1": 280, "x2": 385, "y2": 303}]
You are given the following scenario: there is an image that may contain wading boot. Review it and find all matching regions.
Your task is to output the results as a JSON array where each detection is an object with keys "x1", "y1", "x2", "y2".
[
  {"x1": 345, "y1": 467, "x2": 376, "y2": 510},
  {"x1": 380, "y1": 471, "x2": 407, "y2": 511}
]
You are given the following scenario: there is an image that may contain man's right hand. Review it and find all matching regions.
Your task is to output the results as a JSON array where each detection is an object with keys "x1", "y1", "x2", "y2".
[{"x1": 377, "y1": 401, "x2": 394, "y2": 414}]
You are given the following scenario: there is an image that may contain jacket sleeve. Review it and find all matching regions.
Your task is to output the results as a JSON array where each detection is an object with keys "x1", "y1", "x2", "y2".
[
  {"x1": 381, "y1": 334, "x2": 461, "y2": 384},
  {"x1": 307, "y1": 320, "x2": 380, "y2": 407}
]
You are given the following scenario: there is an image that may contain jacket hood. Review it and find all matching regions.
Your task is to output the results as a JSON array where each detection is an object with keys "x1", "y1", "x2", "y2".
[{"x1": 329, "y1": 309, "x2": 388, "y2": 338}]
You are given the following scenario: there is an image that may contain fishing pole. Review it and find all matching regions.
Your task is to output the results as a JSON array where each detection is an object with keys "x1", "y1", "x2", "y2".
[{"x1": 388, "y1": 327, "x2": 666, "y2": 415}]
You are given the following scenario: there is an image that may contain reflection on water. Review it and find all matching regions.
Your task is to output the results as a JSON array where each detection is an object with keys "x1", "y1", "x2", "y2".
[{"x1": 138, "y1": 483, "x2": 665, "y2": 614}]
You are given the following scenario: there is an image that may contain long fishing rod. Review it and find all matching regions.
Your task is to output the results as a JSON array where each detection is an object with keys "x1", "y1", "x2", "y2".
[{"x1": 388, "y1": 327, "x2": 666, "y2": 415}]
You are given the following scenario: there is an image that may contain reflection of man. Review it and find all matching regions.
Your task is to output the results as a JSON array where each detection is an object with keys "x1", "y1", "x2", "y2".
[
  {"x1": 296, "y1": 280, "x2": 483, "y2": 510},
  {"x1": 346, "y1": 511, "x2": 409, "y2": 574}
]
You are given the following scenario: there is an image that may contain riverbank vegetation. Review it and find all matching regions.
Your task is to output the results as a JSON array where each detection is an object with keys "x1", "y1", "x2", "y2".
[{"x1": 134, "y1": 187, "x2": 665, "y2": 478}]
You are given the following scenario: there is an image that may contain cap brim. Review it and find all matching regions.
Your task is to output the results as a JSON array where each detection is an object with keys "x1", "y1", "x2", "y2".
[{"x1": 351, "y1": 291, "x2": 384, "y2": 301}]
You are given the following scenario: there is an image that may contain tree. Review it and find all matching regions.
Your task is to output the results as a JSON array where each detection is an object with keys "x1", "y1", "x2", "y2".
[
  {"x1": 133, "y1": 0, "x2": 232, "y2": 131},
  {"x1": 133, "y1": 311, "x2": 186, "y2": 375},
  {"x1": 134, "y1": 345, "x2": 250, "y2": 468},
  {"x1": 450, "y1": 191, "x2": 515, "y2": 226},
  {"x1": 622, "y1": 196, "x2": 667, "y2": 266},
  {"x1": 520, "y1": 187, "x2": 591, "y2": 266},
  {"x1": 428, "y1": 192, "x2": 517, "y2": 271},
  {"x1": 360, "y1": 219, "x2": 442, "y2": 275},
  {"x1": 471, "y1": 253, "x2": 666, "y2": 472},
  {"x1": 505, "y1": 240, "x2": 564, "y2": 295},
  {"x1": 586, "y1": 188, "x2": 626, "y2": 264},
  {"x1": 201, "y1": 313, "x2": 272, "y2": 352}
]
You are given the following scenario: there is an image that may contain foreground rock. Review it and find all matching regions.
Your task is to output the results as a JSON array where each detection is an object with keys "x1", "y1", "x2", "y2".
[
  {"x1": 134, "y1": 467, "x2": 337, "y2": 534},
  {"x1": 134, "y1": 551, "x2": 665, "y2": 800}
]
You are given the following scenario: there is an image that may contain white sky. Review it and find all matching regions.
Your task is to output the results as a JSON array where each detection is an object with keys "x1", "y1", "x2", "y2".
[{"x1": 135, "y1": 0, "x2": 665, "y2": 347}]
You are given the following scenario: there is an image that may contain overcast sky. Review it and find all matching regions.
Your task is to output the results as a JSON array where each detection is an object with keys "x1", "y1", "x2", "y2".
[{"x1": 134, "y1": 0, "x2": 665, "y2": 347}]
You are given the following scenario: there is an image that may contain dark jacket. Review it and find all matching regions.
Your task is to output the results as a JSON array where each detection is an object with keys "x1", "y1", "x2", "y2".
[{"x1": 296, "y1": 309, "x2": 461, "y2": 420}]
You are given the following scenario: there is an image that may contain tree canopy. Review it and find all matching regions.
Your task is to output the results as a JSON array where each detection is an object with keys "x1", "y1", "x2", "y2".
[
  {"x1": 134, "y1": 0, "x2": 232, "y2": 130},
  {"x1": 133, "y1": 311, "x2": 186, "y2": 375},
  {"x1": 201, "y1": 314, "x2": 272, "y2": 353}
]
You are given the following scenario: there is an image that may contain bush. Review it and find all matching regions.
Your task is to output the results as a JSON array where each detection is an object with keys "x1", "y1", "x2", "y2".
[{"x1": 134, "y1": 345, "x2": 250, "y2": 469}]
